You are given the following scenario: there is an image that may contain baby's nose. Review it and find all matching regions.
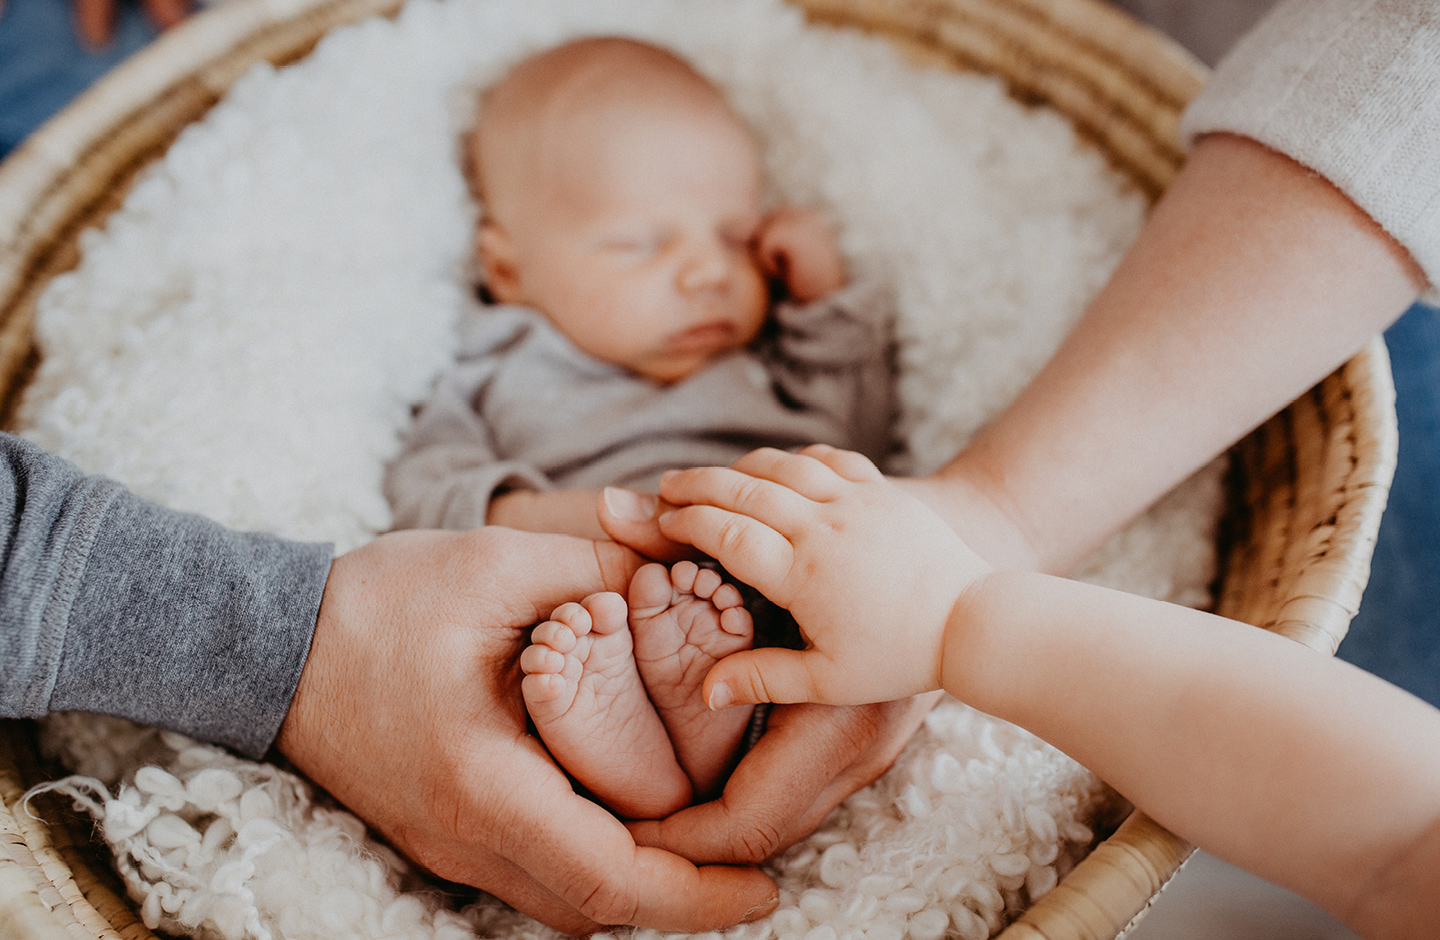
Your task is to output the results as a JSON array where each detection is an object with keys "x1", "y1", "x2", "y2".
[{"x1": 677, "y1": 245, "x2": 730, "y2": 293}]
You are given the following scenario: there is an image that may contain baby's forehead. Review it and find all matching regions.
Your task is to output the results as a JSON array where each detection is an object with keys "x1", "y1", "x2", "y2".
[
  {"x1": 493, "y1": 38, "x2": 717, "y2": 109},
  {"x1": 473, "y1": 38, "x2": 752, "y2": 191}
]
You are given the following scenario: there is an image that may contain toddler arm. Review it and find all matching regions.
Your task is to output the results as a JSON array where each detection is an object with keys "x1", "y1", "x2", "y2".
[{"x1": 659, "y1": 445, "x2": 1440, "y2": 938}]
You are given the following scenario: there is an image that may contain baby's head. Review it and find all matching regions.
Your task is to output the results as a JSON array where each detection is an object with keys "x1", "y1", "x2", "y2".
[{"x1": 471, "y1": 37, "x2": 769, "y2": 383}]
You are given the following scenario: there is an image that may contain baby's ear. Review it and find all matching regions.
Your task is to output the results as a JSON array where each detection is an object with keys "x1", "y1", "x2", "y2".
[{"x1": 477, "y1": 221, "x2": 523, "y2": 304}]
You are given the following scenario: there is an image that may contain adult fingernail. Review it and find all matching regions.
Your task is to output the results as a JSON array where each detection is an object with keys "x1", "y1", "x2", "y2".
[
  {"x1": 603, "y1": 487, "x2": 656, "y2": 522},
  {"x1": 742, "y1": 889, "x2": 780, "y2": 921},
  {"x1": 708, "y1": 682, "x2": 734, "y2": 710}
]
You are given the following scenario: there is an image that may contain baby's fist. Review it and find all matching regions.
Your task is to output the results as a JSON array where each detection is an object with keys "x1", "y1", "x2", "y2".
[{"x1": 755, "y1": 207, "x2": 847, "y2": 303}]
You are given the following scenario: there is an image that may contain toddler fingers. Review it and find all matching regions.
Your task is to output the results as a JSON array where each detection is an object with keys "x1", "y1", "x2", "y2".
[
  {"x1": 658, "y1": 505, "x2": 794, "y2": 597},
  {"x1": 660, "y1": 465, "x2": 814, "y2": 534},
  {"x1": 794, "y1": 444, "x2": 884, "y2": 484},
  {"x1": 728, "y1": 447, "x2": 849, "y2": 501},
  {"x1": 703, "y1": 649, "x2": 821, "y2": 707}
]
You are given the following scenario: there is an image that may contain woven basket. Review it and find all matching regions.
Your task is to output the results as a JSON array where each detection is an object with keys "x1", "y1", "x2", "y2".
[{"x1": 0, "y1": 0, "x2": 1398, "y2": 937}]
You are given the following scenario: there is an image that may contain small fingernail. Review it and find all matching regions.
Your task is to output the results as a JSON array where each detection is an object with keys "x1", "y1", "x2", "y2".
[
  {"x1": 603, "y1": 486, "x2": 657, "y2": 522},
  {"x1": 708, "y1": 682, "x2": 734, "y2": 710},
  {"x1": 657, "y1": 510, "x2": 676, "y2": 528}
]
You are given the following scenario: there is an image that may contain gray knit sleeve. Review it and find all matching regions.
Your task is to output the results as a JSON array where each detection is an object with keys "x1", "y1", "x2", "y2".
[
  {"x1": 1181, "y1": 0, "x2": 1440, "y2": 290},
  {"x1": 1, "y1": 433, "x2": 332, "y2": 757},
  {"x1": 385, "y1": 308, "x2": 553, "y2": 530},
  {"x1": 764, "y1": 277, "x2": 899, "y2": 465}
]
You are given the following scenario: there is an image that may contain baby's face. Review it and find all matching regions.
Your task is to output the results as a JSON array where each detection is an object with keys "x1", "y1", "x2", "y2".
[{"x1": 481, "y1": 98, "x2": 769, "y2": 383}]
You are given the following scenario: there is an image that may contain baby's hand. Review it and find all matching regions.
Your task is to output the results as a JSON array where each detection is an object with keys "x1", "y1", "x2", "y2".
[
  {"x1": 755, "y1": 207, "x2": 847, "y2": 303},
  {"x1": 657, "y1": 445, "x2": 992, "y2": 708}
]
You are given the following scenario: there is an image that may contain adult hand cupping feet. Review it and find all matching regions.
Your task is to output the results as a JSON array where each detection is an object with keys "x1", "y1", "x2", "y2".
[{"x1": 275, "y1": 527, "x2": 778, "y2": 934}]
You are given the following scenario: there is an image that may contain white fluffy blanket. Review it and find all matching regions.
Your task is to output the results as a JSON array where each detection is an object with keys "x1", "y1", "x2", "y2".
[{"x1": 17, "y1": 1, "x2": 1223, "y2": 938}]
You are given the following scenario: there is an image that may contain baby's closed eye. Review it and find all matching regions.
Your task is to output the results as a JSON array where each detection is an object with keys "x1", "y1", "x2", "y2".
[{"x1": 599, "y1": 229, "x2": 672, "y2": 258}]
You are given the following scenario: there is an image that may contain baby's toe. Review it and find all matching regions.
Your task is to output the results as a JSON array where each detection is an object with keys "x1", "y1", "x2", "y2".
[
  {"x1": 521, "y1": 672, "x2": 570, "y2": 708},
  {"x1": 719, "y1": 606, "x2": 754, "y2": 639},
  {"x1": 520, "y1": 643, "x2": 566, "y2": 676},
  {"x1": 548, "y1": 601, "x2": 593, "y2": 637},
  {"x1": 670, "y1": 560, "x2": 700, "y2": 594},
  {"x1": 531, "y1": 619, "x2": 579, "y2": 652},
  {"x1": 692, "y1": 567, "x2": 723, "y2": 599},
  {"x1": 629, "y1": 562, "x2": 679, "y2": 617},
  {"x1": 711, "y1": 583, "x2": 744, "y2": 609},
  {"x1": 582, "y1": 592, "x2": 630, "y2": 635}
]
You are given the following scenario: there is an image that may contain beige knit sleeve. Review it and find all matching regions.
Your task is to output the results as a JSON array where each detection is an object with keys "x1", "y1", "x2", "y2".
[{"x1": 1181, "y1": 0, "x2": 1440, "y2": 291}]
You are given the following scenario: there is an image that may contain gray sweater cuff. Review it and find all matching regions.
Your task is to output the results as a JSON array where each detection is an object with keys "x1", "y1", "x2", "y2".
[{"x1": 3, "y1": 434, "x2": 332, "y2": 757}]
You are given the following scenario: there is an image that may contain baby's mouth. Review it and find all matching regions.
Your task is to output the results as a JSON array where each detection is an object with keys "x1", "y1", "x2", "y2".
[{"x1": 667, "y1": 321, "x2": 736, "y2": 355}]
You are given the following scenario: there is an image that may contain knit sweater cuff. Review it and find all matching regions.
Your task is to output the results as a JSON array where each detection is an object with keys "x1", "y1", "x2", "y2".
[{"x1": 1181, "y1": 0, "x2": 1440, "y2": 294}]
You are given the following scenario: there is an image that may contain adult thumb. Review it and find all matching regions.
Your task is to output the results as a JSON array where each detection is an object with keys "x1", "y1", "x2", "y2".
[
  {"x1": 598, "y1": 487, "x2": 703, "y2": 563},
  {"x1": 704, "y1": 649, "x2": 822, "y2": 708}
]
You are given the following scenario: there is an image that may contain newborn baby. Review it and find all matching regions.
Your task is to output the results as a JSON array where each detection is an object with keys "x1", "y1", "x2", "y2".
[{"x1": 386, "y1": 36, "x2": 895, "y2": 818}]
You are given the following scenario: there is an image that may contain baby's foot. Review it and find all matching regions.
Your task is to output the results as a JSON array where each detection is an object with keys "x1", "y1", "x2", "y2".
[
  {"x1": 629, "y1": 562, "x2": 755, "y2": 798},
  {"x1": 521, "y1": 592, "x2": 692, "y2": 819}
]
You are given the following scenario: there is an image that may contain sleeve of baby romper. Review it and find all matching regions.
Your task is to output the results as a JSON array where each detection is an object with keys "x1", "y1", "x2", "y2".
[
  {"x1": 385, "y1": 308, "x2": 553, "y2": 530},
  {"x1": 0, "y1": 432, "x2": 333, "y2": 758},
  {"x1": 1181, "y1": 0, "x2": 1440, "y2": 291},
  {"x1": 765, "y1": 276, "x2": 899, "y2": 464}
]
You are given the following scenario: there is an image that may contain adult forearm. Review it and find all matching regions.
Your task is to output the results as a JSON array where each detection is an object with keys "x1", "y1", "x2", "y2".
[
  {"x1": 1, "y1": 433, "x2": 331, "y2": 755},
  {"x1": 936, "y1": 134, "x2": 1426, "y2": 574},
  {"x1": 947, "y1": 569, "x2": 1440, "y2": 927}
]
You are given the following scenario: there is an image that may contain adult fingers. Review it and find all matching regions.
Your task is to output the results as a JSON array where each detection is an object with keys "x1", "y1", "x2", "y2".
[
  {"x1": 657, "y1": 504, "x2": 793, "y2": 595},
  {"x1": 496, "y1": 773, "x2": 778, "y2": 931},
  {"x1": 628, "y1": 702, "x2": 905, "y2": 865},
  {"x1": 468, "y1": 529, "x2": 643, "y2": 626},
  {"x1": 794, "y1": 443, "x2": 885, "y2": 484},
  {"x1": 72, "y1": 0, "x2": 114, "y2": 47},
  {"x1": 703, "y1": 649, "x2": 824, "y2": 707},
  {"x1": 597, "y1": 487, "x2": 706, "y2": 563}
]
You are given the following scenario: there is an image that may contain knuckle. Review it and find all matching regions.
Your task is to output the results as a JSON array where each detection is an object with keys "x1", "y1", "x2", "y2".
[
  {"x1": 735, "y1": 475, "x2": 765, "y2": 507},
  {"x1": 732, "y1": 817, "x2": 786, "y2": 864},
  {"x1": 716, "y1": 516, "x2": 751, "y2": 554}
]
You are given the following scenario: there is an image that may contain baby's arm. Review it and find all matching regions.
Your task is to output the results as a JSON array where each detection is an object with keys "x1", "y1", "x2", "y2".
[
  {"x1": 657, "y1": 445, "x2": 1440, "y2": 939},
  {"x1": 488, "y1": 488, "x2": 607, "y2": 540}
]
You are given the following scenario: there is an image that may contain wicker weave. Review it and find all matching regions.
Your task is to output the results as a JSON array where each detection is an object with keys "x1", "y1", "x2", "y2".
[{"x1": 0, "y1": 0, "x2": 1399, "y2": 938}]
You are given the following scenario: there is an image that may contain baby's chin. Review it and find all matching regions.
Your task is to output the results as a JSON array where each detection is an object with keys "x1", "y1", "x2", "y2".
[{"x1": 632, "y1": 353, "x2": 714, "y2": 385}]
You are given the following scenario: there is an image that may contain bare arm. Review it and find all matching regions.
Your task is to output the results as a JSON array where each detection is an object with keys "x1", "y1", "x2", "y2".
[
  {"x1": 488, "y1": 487, "x2": 608, "y2": 539},
  {"x1": 950, "y1": 574, "x2": 1440, "y2": 938},
  {"x1": 662, "y1": 446, "x2": 1440, "y2": 939},
  {"x1": 905, "y1": 133, "x2": 1428, "y2": 574}
]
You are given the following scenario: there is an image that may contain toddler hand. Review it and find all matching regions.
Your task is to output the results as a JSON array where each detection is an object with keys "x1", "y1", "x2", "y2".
[
  {"x1": 755, "y1": 207, "x2": 847, "y2": 303},
  {"x1": 657, "y1": 445, "x2": 991, "y2": 708}
]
